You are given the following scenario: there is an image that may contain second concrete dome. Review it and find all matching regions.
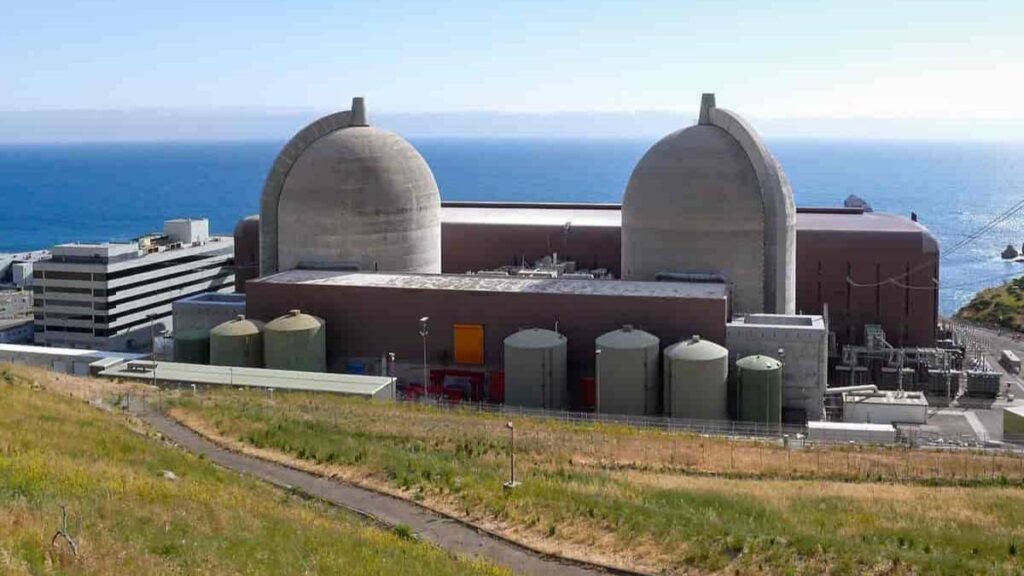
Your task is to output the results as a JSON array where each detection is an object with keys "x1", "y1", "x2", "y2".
[
  {"x1": 260, "y1": 97, "x2": 441, "y2": 275},
  {"x1": 621, "y1": 94, "x2": 796, "y2": 314}
]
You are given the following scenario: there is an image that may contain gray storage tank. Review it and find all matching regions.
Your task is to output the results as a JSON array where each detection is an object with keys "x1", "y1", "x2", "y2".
[
  {"x1": 209, "y1": 315, "x2": 264, "y2": 368},
  {"x1": 595, "y1": 325, "x2": 660, "y2": 416},
  {"x1": 264, "y1": 309, "x2": 326, "y2": 372},
  {"x1": 663, "y1": 335, "x2": 728, "y2": 420},
  {"x1": 735, "y1": 354, "x2": 783, "y2": 424},
  {"x1": 503, "y1": 328, "x2": 567, "y2": 409}
]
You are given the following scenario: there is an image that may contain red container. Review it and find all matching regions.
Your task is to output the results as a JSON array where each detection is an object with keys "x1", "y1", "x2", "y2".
[
  {"x1": 580, "y1": 377, "x2": 596, "y2": 412},
  {"x1": 443, "y1": 387, "x2": 465, "y2": 402},
  {"x1": 488, "y1": 371, "x2": 505, "y2": 403}
]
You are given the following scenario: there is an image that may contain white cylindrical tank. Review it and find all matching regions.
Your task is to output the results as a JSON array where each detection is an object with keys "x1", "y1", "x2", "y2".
[
  {"x1": 503, "y1": 328, "x2": 567, "y2": 409},
  {"x1": 663, "y1": 335, "x2": 729, "y2": 420},
  {"x1": 595, "y1": 325, "x2": 660, "y2": 416}
]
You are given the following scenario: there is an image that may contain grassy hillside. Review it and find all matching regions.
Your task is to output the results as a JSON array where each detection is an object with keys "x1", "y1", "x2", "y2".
[
  {"x1": 173, "y1": 389, "x2": 1024, "y2": 575},
  {"x1": 0, "y1": 365, "x2": 506, "y2": 576},
  {"x1": 957, "y1": 276, "x2": 1024, "y2": 330}
]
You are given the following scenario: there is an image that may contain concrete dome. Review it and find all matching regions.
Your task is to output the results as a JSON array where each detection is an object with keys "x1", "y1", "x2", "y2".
[
  {"x1": 622, "y1": 94, "x2": 796, "y2": 314},
  {"x1": 260, "y1": 97, "x2": 441, "y2": 275}
]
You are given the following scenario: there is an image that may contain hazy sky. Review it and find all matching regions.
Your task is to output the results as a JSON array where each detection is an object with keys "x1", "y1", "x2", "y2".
[{"x1": 1, "y1": 1, "x2": 1022, "y2": 138}]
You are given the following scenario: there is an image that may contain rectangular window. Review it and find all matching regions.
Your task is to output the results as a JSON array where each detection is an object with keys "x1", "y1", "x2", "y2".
[{"x1": 453, "y1": 324, "x2": 485, "y2": 365}]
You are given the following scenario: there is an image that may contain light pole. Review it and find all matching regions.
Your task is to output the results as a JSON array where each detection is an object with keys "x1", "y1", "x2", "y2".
[
  {"x1": 419, "y1": 317, "x2": 430, "y2": 403},
  {"x1": 150, "y1": 315, "x2": 158, "y2": 390},
  {"x1": 503, "y1": 421, "x2": 519, "y2": 489}
]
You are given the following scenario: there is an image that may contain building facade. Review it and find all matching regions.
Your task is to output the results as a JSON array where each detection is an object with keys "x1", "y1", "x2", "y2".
[
  {"x1": 246, "y1": 269, "x2": 728, "y2": 408},
  {"x1": 32, "y1": 219, "x2": 234, "y2": 351}
]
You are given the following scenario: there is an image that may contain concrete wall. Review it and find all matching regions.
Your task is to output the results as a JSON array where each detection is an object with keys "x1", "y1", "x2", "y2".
[
  {"x1": 726, "y1": 314, "x2": 827, "y2": 422},
  {"x1": 843, "y1": 395, "x2": 928, "y2": 425},
  {"x1": 0, "y1": 320, "x2": 34, "y2": 344},
  {"x1": 171, "y1": 293, "x2": 246, "y2": 334},
  {"x1": 245, "y1": 280, "x2": 727, "y2": 408}
]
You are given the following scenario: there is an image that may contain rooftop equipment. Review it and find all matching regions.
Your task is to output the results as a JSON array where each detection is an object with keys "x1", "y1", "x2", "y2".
[
  {"x1": 594, "y1": 325, "x2": 660, "y2": 416},
  {"x1": 264, "y1": 309, "x2": 326, "y2": 372},
  {"x1": 503, "y1": 328, "x2": 567, "y2": 409},
  {"x1": 209, "y1": 315, "x2": 264, "y2": 368},
  {"x1": 663, "y1": 335, "x2": 728, "y2": 421}
]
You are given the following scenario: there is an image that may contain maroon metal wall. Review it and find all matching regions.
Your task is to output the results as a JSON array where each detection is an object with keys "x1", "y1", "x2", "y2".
[
  {"x1": 440, "y1": 211, "x2": 939, "y2": 348},
  {"x1": 795, "y1": 227, "x2": 939, "y2": 347},
  {"x1": 442, "y1": 223, "x2": 621, "y2": 276},
  {"x1": 233, "y1": 215, "x2": 260, "y2": 293},
  {"x1": 243, "y1": 206, "x2": 939, "y2": 352},
  {"x1": 245, "y1": 279, "x2": 727, "y2": 401}
]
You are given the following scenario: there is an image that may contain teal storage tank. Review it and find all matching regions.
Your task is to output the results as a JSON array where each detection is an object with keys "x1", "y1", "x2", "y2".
[
  {"x1": 173, "y1": 329, "x2": 210, "y2": 365},
  {"x1": 735, "y1": 354, "x2": 783, "y2": 424}
]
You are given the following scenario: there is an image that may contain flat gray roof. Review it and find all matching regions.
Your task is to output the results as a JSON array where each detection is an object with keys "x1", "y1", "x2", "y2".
[
  {"x1": 440, "y1": 203, "x2": 929, "y2": 235},
  {"x1": 255, "y1": 270, "x2": 728, "y2": 300},
  {"x1": 796, "y1": 211, "x2": 931, "y2": 233},
  {"x1": 442, "y1": 204, "x2": 621, "y2": 227},
  {"x1": 99, "y1": 360, "x2": 395, "y2": 398}
]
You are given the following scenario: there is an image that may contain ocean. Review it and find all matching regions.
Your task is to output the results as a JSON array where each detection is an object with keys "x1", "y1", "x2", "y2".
[{"x1": 2, "y1": 138, "x2": 1023, "y2": 315}]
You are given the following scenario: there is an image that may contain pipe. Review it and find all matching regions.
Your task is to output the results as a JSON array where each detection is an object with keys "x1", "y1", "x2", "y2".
[{"x1": 824, "y1": 385, "x2": 879, "y2": 395}]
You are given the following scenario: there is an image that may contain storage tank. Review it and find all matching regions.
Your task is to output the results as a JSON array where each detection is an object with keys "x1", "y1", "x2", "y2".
[
  {"x1": 595, "y1": 325, "x2": 660, "y2": 415},
  {"x1": 209, "y1": 315, "x2": 264, "y2": 368},
  {"x1": 663, "y1": 335, "x2": 728, "y2": 420},
  {"x1": 735, "y1": 354, "x2": 783, "y2": 424},
  {"x1": 264, "y1": 309, "x2": 326, "y2": 372},
  {"x1": 173, "y1": 330, "x2": 210, "y2": 365},
  {"x1": 503, "y1": 328, "x2": 567, "y2": 409}
]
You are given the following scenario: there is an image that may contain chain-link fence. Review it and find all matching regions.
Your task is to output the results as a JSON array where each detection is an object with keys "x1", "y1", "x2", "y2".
[{"x1": 129, "y1": 383, "x2": 1024, "y2": 487}]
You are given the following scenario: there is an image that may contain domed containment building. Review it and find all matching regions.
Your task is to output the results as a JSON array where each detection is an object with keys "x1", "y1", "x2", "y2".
[
  {"x1": 259, "y1": 97, "x2": 441, "y2": 275},
  {"x1": 622, "y1": 94, "x2": 796, "y2": 314}
]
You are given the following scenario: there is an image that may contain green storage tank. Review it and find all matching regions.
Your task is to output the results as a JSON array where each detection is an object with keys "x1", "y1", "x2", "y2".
[
  {"x1": 173, "y1": 329, "x2": 210, "y2": 364},
  {"x1": 209, "y1": 315, "x2": 264, "y2": 368},
  {"x1": 735, "y1": 354, "x2": 783, "y2": 424},
  {"x1": 264, "y1": 309, "x2": 326, "y2": 372},
  {"x1": 595, "y1": 325, "x2": 660, "y2": 416}
]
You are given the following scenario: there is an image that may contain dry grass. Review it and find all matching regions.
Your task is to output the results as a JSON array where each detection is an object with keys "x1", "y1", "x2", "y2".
[
  {"x1": 171, "y1": 389, "x2": 1024, "y2": 575},
  {"x1": 0, "y1": 364, "x2": 508, "y2": 576}
]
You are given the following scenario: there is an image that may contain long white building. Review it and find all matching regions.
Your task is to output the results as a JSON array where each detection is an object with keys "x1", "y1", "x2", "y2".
[{"x1": 32, "y1": 219, "x2": 234, "y2": 351}]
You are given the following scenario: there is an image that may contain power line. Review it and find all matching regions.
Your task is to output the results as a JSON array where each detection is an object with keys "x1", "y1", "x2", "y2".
[{"x1": 846, "y1": 197, "x2": 1024, "y2": 289}]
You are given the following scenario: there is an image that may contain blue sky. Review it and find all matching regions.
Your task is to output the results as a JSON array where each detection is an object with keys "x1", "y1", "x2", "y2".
[{"x1": 1, "y1": 1, "x2": 1022, "y2": 138}]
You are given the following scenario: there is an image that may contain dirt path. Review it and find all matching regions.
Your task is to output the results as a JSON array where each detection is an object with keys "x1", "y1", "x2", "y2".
[{"x1": 137, "y1": 410, "x2": 624, "y2": 576}]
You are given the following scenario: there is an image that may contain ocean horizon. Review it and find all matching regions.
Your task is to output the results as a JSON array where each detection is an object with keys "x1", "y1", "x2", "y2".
[{"x1": 2, "y1": 137, "x2": 1024, "y2": 315}]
